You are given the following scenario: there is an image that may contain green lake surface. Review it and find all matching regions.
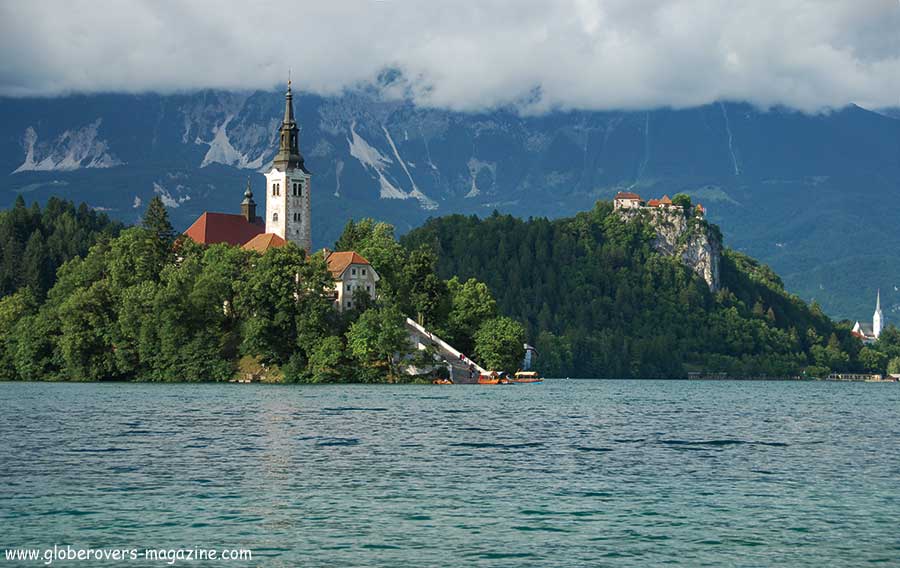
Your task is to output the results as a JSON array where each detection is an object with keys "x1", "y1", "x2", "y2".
[{"x1": 1, "y1": 380, "x2": 899, "y2": 566}]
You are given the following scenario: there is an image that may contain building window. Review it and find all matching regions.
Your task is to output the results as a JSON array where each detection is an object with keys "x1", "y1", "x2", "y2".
[
  {"x1": 351, "y1": 268, "x2": 356, "y2": 275},
  {"x1": 362, "y1": 269, "x2": 367, "y2": 275},
  {"x1": 273, "y1": 212, "x2": 278, "y2": 222},
  {"x1": 347, "y1": 301, "x2": 352, "y2": 308},
  {"x1": 346, "y1": 283, "x2": 351, "y2": 291},
  {"x1": 366, "y1": 285, "x2": 371, "y2": 292},
  {"x1": 293, "y1": 183, "x2": 298, "y2": 196}
]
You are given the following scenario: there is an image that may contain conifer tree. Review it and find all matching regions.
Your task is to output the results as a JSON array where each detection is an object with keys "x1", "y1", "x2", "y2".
[
  {"x1": 22, "y1": 231, "x2": 53, "y2": 299},
  {"x1": 143, "y1": 196, "x2": 174, "y2": 245}
]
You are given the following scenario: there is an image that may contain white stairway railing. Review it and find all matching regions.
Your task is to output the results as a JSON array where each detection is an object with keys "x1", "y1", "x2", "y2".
[{"x1": 405, "y1": 317, "x2": 489, "y2": 375}]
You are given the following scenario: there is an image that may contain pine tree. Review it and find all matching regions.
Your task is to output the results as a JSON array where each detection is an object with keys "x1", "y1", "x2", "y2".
[
  {"x1": 22, "y1": 230, "x2": 53, "y2": 299},
  {"x1": 143, "y1": 196, "x2": 174, "y2": 244}
]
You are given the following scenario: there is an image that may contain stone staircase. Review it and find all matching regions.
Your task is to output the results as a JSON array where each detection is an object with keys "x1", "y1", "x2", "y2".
[{"x1": 404, "y1": 318, "x2": 488, "y2": 384}]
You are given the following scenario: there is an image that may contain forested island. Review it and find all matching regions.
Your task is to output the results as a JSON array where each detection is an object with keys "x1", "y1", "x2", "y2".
[{"x1": 1, "y1": 194, "x2": 899, "y2": 382}]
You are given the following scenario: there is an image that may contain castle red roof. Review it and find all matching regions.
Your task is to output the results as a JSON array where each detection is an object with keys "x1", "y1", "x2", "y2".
[
  {"x1": 242, "y1": 232, "x2": 286, "y2": 253},
  {"x1": 183, "y1": 212, "x2": 264, "y2": 246},
  {"x1": 614, "y1": 191, "x2": 642, "y2": 201}
]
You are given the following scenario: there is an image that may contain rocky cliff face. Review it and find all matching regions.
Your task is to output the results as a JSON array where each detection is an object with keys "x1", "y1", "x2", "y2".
[{"x1": 619, "y1": 208, "x2": 721, "y2": 291}]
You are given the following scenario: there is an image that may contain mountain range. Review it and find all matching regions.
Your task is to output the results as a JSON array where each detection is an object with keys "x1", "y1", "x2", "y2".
[{"x1": 1, "y1": 89, "x2": 898, "y2": 320}]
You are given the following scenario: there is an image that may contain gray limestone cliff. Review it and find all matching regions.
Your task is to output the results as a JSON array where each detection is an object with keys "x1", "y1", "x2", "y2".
[{"x1": 618, "y1": 208, "x2": 721, "y2": 291}]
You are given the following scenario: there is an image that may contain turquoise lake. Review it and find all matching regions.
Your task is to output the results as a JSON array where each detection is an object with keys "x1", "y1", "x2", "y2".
[{"x1": 2, "y1": 380, "x2": 899, "y2": 566}]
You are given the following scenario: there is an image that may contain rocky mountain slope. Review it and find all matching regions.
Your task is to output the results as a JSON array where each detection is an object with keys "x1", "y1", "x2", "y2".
[{"x1": 1, "y1": 90, "x2": 899, "y2": 319}]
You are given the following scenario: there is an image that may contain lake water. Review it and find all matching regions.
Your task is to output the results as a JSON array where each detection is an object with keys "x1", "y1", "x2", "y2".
[{"x1": 1, "y1": 380, "x2": 899, "y2": 567}]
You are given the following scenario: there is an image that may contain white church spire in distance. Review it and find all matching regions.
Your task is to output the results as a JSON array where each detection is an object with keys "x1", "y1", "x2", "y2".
[{"x1": 873, "y1": 289, "x2": 883, "y2": 339}]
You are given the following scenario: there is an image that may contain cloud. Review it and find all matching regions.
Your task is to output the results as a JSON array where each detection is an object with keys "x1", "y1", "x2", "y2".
[{"x1": 1, "y1": 0, "x2": 899, "y2": 113}]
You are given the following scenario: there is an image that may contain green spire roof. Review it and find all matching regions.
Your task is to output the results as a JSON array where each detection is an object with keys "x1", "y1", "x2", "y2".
[{"x1": 242, "y1": 177, "x2": 254, "y2": 203}]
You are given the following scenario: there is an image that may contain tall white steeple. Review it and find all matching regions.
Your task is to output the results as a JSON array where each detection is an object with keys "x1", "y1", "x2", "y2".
[
  {"x1": 873, "y1": 289, "x2": 883, "y2": 339},
  {"x1": 265, "y1": 77, "x2": 312, "y2": 252}
]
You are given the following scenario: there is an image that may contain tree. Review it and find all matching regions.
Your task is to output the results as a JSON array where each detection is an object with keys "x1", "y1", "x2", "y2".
[
  {"x1": 474, "y1": 316, "x2": 525, "y2": 372},
  {"x1": 859, "y1": 347, "x2": 888, "y2": 373},
  {"x1": 401, "y1": 247, "x2": 449, "y2": 326},
  {"x1": 142, "y1": 196, "x2": 174, "y2": 244},
  {"x1": 333, "y1": 218, "x2": 406, "y2": 298},
  {"x1": 306, "y1": 336, "x2": 349, "y2": 383},
  {"x1": 887, "y1": 356, "x2": 900, "y2": 375},
  {"x1": 22, "y1": 231, "x2": 54, "y2": 299},
  {"x1": 672, "y1": 193, "x2": 692, "y2": 210},
  {"x1": 0, "y1": 289, "x2": 35, "y2": 380},
  {"x1": 446, "y1": 277, "x2": 498, "y2": 355},
  {"x1": 57, "y1": 280, "x2": 118, "y2": 381},
  {"x1": 236, "y1": 244, "x2": 334, "y2": 366},
  {"x1": 13, "y1": 311, "x2": 61, "y2": 381},
  {"x1": 346, "y1": 304, "x2": 411, "y2": 380}
]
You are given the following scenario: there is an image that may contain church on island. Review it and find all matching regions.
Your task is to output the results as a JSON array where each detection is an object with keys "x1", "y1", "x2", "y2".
[
  {"x1": 852, "y1": 291, "x2": 884, "y2": 344},
  {"x1": 183, "y1": 80, "x2": 378, "y2": 312}
]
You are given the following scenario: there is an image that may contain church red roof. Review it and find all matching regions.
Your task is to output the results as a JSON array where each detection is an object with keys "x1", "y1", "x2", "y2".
[
  {"x1": 183, "y1": 212, "x2": 264, "y2": 246},
  {"x1": 614, "y1": 191, "x2": 642, "y2": 201},
  {"x1": 242, "y1": 233, "x2": 286, "y2": 253}
]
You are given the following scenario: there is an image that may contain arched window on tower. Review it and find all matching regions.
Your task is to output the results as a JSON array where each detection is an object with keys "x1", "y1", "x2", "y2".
[{"x1": 273, "y1": 212, "x2": 278, "y2": 222}]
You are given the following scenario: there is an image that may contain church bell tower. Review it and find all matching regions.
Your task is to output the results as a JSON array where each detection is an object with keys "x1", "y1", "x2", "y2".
[{"x1": 265, "y1": 78, "x2": 311, "y2": 252}]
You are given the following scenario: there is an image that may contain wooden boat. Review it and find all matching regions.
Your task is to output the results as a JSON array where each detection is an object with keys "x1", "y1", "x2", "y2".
[
  {"x1": 432, "y1": 378, "x2": 453, "y2": 385},
  {"x1": 478, "y1": 372, "x2": 512, "y2": 385},
  {"x1": 512, "y1": 371, "x2": 543, "y2": 384}
]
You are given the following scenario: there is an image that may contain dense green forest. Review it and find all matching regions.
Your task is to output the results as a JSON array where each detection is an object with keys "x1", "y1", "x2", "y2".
[
  {"x1": 0, "y1": 195, "x2": 122, "y2": 299},
  {"x1": 401, "y1": 202, "x2": 900, "y2": 378},
  {"x1": 2, "y1": 196, "x2": 899, "y2": 381},
  {"x1": 0, "y1": 198, "x2": 516, "y2": 382}
]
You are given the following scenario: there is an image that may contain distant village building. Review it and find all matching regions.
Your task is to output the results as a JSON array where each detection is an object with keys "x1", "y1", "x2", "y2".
[
  {"x1": 613, "y1": 192, "x2": 642, "y2": 210},
  {"x1": 183, "y1": 79, "x2": 375, "y2": 312},
  {"x1": 613, "y1": 191, "x2": 705, "y2": 217},
  {"x1": 324, "y1": 251, "x2": 379, "y2": 312},
  {"x1": 647, "y1": 195, "x2": 676, "y2": 209},
  {"x1": 852, "y1": 290, "x2": 884, "y2": 343}
]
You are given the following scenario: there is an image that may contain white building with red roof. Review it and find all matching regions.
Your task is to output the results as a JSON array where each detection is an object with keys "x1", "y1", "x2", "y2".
[
  {"x1": 613, "y1": 191, "x2": 643, "y2": 210},
  {"x1": 324, "y1": 250, "x2": 380, "y2": 312}
]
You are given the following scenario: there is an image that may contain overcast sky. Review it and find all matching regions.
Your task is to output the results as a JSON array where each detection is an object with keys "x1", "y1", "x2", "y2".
[{"x1": 1, "y1": 0, "x2": 899, "y2": 112}]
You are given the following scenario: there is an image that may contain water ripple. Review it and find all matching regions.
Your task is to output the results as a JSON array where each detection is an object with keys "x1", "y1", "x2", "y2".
[{"x1": 1, "y1": 380, "x2": 898, "y2": 567}]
